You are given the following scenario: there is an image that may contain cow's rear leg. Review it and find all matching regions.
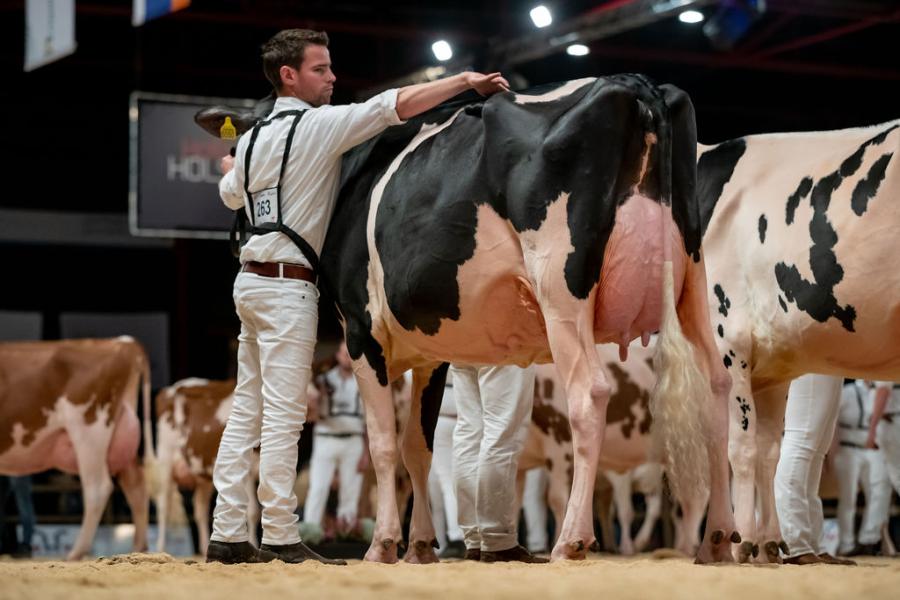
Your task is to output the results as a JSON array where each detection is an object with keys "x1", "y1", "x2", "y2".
[
  {"x1": 192, "y1": 478, "x2": 214, "y2": 556},
  {"x1": 727, "y1": 375, "x2": 758, "y2": 562},
  {"x1": 400, "y1": 364, "x2": 447, "y2": 564},
  {"x1": 67, "y1": 421, "x2": 115, "y2": 560},
  {"x1": 117, "y1": 460, "x2": 149, "y2": 552},
  {"x1": 755, "y1": 384, "x2": 789, "y2": 564},
  {"x1": 673, "y1": 482, "x2": 708, "y2": 556},
  {"x1": 633, "y1": 464, "x2": 664, "y2": 553},
  {"x1": 605, "y1": 469, "x2": 635, "y2": 555},
  {"x1": 675, "y1": 253, "x2": 738, "y2": 564},
  {"x1": 354, "y1": 357, "x2": 402, "y2": 563}
]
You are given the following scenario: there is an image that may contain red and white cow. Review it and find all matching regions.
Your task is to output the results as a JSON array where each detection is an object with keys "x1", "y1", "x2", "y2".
[
  {"x1": 0, "y1": 337, "x2": 154, "y2": 560},
  {"x1": 153, "y1": 378, "x2": 261, "y2": 555},
  {"x1": 698, "y1": 119, "x2": 900, "y2": 562}
]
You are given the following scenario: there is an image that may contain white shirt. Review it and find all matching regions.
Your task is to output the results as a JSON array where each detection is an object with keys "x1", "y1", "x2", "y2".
[
  {"x1": 838, "y1": 380, "x2": 873, "y2": 445},
  {"x1": 316, "y1": 367, "x2": 365, "y2": 435},
  {"x1": 219, "y1": 90, "x2": 404, "y2": 267}
]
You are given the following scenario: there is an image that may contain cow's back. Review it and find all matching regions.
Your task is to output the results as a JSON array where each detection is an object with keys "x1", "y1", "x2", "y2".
[{"x1": 700, "y1": 120, "x2": 900, "y2": 383}]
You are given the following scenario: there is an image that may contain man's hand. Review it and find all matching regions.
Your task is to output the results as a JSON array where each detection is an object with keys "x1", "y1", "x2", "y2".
[
  {"x1": 220, "y1": 154, "x2": 235, "y2": 175},
  {"x1": 865, "y1": 433, "x2": 878, "y2": 450},
  {"x1": 466, "y1": 71, "x2": 510, "y2": 96}
]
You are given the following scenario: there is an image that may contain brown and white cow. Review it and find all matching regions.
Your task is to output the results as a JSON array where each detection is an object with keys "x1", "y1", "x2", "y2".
[
  {"x1": 698, "y1": 119, "x2": 900, "y2": 562},
  {"x1": 153, "y1": 378, "x2": 262, "y2": 555},
  {"x1": 0, "y1": 337, "x2": 153, "y2": 560},
  {"x1": 519, "y1": 342, "x2": 705, "y2": 556}
]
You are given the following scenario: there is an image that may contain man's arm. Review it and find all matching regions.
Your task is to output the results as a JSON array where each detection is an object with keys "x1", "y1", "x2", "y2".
[
  {"x1": 219, "y1": 149, "x2": 244, "y2": 210},
  {"x1": 866, "y1": 384, "x2": 891, "y2": 448},
  {"x1": 395, "y1": 71, "x2": 509, "y2": 120}
]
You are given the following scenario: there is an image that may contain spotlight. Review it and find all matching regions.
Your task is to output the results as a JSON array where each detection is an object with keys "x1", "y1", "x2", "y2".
[
  {"x1": 530, "y1": 5, "x2": 553, "y2": 28},
  {"x1": 566, "y1": 44, "x2": 589, "y2": 56},
  {"x1": 431, "y1": 40, "x2": 453, "y2": 62},
  {"x1": 678, "y1": 10, "x2": 704, "y2": 24}
]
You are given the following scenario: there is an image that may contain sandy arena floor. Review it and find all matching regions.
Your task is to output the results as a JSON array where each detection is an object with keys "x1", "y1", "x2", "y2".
[{"x1": 1, "y1": 552, "x2": 898, "y2": 600}]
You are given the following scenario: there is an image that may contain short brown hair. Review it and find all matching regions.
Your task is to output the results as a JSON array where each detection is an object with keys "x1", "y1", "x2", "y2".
[{"x1": 261, "y1": 29, "x2": 329, "y2": 91}]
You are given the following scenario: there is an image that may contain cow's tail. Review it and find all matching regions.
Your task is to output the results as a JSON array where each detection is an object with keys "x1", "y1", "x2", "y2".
[
  {"x1": 138, "y1": 346, "x2": 161, "y2": 498},
  {"x1": 645, "y1": 85, "x2": 710, "y2": 502}
]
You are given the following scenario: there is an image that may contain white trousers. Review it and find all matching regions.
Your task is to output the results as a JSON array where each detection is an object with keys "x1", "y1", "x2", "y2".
[
  {"x1": 429, "y1": 415, "x2": 463, "y2": 546},
  {"x1": 302, "y1": 434, "x2": 365, "y2": 527},
  {"x1": 522, "y1": 467, "x2": 549, "y2": 552},
  {"x1": 833, "y1": 446, "x2": 890, "y2": 552},
  {"x1": 452, "y1": 364, "x2": 535, "y2": 552},
  {"x1": 774, "y1": 374, "x2": 842, "y2": 557},
  {"x1": 880, "y1": 419, "x2": 900, "y2": 495},
  {"x1": 211, "y1": 272, "x2": 318, "y2": 546}
]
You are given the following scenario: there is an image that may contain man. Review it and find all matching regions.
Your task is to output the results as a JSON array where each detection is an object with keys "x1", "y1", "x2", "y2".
[
  {"x1": 867, "y1": 382, "x2": 900, "y2": 494},
  {"x1": 208, "y1": 28, "x2": 509, "y2": 565},
  {"x1": 302, "y1": 343, "x2": 366, "y2": 535},
  {"x1": 452, "y1": 364, "x2": 546, "y2": 563},
  {"x1": 834, "y1": 380, "x2": 891, "y2": 556},
  {"x1": 428, "y1": 379, "x2": 465, "y2": 558}
]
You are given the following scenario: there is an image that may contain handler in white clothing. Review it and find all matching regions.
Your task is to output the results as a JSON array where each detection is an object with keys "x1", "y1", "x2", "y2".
[
  {"x1": 867, "y1": 381, "x2": 900, "y2": 496},
  {"x1": 428, "y1": 381, "x2": 466, "y2": 557}
]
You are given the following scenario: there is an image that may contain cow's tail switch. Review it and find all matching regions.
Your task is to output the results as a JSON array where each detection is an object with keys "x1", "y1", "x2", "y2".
[{"x1": 648, "y1": 96, "x2": 710, "y2": 503}]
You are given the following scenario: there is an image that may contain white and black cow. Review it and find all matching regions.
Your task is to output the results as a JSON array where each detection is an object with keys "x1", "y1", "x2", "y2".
[
  {"x1": 697, "y1": 120, "x2": 900, "y2": 562},
  {"x1": 0, "y1": 337, "x2": 154, "y2": 560},
  {"x1": 199, "y1": 75, "x2": 735, "y2": 563}
]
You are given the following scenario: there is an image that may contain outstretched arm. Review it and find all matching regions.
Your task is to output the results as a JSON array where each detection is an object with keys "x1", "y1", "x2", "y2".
[
  {"x1": 866, "y1": 384, "x2": 891, "y2": 448},
  {"x1": 395, "y1": 71, "x2": 509, "y2": 120}
]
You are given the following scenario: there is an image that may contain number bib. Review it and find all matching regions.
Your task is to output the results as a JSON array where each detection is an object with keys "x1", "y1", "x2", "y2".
[{"x1": 252, "y1": 188, "x2": 277, "y2": 225}]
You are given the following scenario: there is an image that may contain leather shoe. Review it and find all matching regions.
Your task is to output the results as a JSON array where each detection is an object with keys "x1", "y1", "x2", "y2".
[
  {"x1": 817, "y1": 553, "x2": 856, "y2": 565},
  {"x1": 481, "y1": 545, "x2": 549, "y2": 564},
  {"x1": 783, "y1": 553, "x2": 822, "y2": 565},
  {"x1": 440, "y1": 540, "x2": 468, "y2": 559},
  {"x1": 206, "y1": 541, "x2": 260, "y2": 564},
  {"x1": 463, "y1": 547, "x2": 481, "y2": 561},
  {"x1": 258, "y1": 541, "x2": 347, "y2": 565}
]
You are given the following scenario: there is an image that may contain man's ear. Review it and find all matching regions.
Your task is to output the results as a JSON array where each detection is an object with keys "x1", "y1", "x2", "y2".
[{"x1": 279, "y1": 65, "x2": 296, "y2": 87}]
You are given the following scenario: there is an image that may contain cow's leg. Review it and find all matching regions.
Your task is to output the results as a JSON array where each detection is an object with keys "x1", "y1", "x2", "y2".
[
  {"x1": 400, "y1": 364, "x2": 446, "y2": 564},
  {"x1": 355, "y1": 358, "x2": 402, "y2": 563},
  {"x1": 154, "y1": 466, "x2": 172, "y2": 552},
  {"x1": 605, "y1": 469, "x2": 635, "y2": 555},
  {"x1": 674, "y1": 482, "x2": 708, "y2": 556},
  {"x1": 674, "y1": 253, "x2": 738, "y2": 564},
  {"x1": 633, "y1": 464, "x2": 663, "y2": 552},
  {"x1": 66, "y1": 419, "x2": 116, "y2": 560},
  {"x1": 193, "y1": 478, "x2": 214, "y2": 556},
  {"x1": 548, "y1": 458, "x2": 572, "y2": 548},
  {"x1": 727, "y1": 374, "x2": 758, "y2": 562},
  {"x1": 593, "y1": 474, "x2": 615, "y2": 552},
  {"x1": 754, "y1": 383, "x2": 790, "y2": 563},
  {"x1": 117, "y1": 459, "x2": 149, "y2": 552}
]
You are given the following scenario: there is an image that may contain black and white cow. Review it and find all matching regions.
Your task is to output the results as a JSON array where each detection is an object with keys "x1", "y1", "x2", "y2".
[
  {"x1": 697, "y1": 120, "x2": 900, "y2": 562},
  {"x1": 199, "y1": 75, "x2": 736, "y2": 563}
]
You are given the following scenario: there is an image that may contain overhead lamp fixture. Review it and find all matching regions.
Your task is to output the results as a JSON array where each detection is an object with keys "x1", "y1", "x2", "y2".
[
  {"x1": 530, "y1": 5, "x2": 553, "y2": 28},
  {"x1": 678, "y1": 10, "x2": 704, "y2": 24},
  {"x1": 431, "y1": 40, "x2": 453, "y2": 62},
  {"x1": 566, "y1": 44, "x2": 589, "y2": 56}
]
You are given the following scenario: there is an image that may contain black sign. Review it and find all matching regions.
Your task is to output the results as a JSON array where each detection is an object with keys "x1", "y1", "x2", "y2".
[{"x1": 129, "y1": 92, "x2": 254, "y2": 238}]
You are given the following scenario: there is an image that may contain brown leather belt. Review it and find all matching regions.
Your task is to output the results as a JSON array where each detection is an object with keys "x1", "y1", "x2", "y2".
[{"x1": 242, "y1": 261, "x2": 315, "y2": 282}]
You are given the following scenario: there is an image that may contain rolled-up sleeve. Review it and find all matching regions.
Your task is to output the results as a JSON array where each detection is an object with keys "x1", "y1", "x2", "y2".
[
  {"x1": 313, "y1": 89, "x2": 406, "y2": 156},
  {"x1": 219, "y1": 137, "x2": 246, "y2": 210}
]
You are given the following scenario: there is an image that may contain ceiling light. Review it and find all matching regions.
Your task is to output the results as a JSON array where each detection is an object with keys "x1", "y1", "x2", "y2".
[
  {"x1": 530, "y1": 5, "x2": 553, "y2": 28},
  {"x1": 431, "y1": 40, "x2": 453, "y2": 62},
  {"x1": 566, "y1": 44, "x2": 589, "y2": 56},
  {"x1": 679, "y1": 10, "x2": 705, "y2": 24}
]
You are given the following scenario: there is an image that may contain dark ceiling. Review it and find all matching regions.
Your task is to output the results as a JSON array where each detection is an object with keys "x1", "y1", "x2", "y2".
[{"x1": 1, "y1": 0, "x2": 898, "y2": 214}]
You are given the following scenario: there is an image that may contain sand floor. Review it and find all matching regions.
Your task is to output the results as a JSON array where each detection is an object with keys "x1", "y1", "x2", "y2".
[{"x1": 1, "y1": 552, "x2": 899, "y2": 600}]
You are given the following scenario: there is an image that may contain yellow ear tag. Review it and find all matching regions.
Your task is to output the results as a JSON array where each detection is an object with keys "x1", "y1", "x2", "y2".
[{"x1": 220, "y1": 116, "x2": 237, "y2": 140}]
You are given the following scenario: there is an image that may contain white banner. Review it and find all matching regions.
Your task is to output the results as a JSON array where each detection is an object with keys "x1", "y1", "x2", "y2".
[{"x1": 25, "y1": 0, "x2": 76, "y2": 72}]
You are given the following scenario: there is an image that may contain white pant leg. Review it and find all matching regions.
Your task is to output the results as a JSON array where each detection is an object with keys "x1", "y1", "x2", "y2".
[
  {"x1": 303, "y1": 435, "x2": 339, "y2": 527},
  {"x1": 431, "y1": 415, "x2": 462, "y2": 543},
  {"x1": 211, "y1": 319, "x2": 263, "y2": 543},
  {"x1": 452, "y1": 366, "x2": 484, "y2": 551},
  {"x1": 475, "y1": 365, "x2": 536, "y2": 552},
  {"x1": 336, "y1": 436, "x2": 365, "y2": 524},
  {"x1": 774, "y1": 374, "x2": 842, "y2": 557},
  {"x1": 833, "y1": 447, "x2": 862, "y2": 554},
  {"x1": 523, "y1": 467, "x2": 549, "y2": 553},
  {"x1": 879, "y1": 420, "x2": 900, "y2": 494},
  {"x1": 858, "y1": 449, "x2": 891, "y2": 545}
]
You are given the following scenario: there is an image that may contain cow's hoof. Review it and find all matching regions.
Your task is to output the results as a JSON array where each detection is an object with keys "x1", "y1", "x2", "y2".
[
  {"x1": 763, "y1": 540, "x2": 783, "y2": 564},
  {"x1": 404, "y1": 539, "x2": 440, "y2": 564},
  {"x1": 364, "y1": 537, "x2": 400, "y2": 564},
  {"x1": 695, "y1": 529, "x2": 738, "y2": 564},
  {"x1": 551, "y1": 539, "x2": 589, "y2": 561},
  {"x1": 779, "y1": 541, "x2": 790, "y2": 555},
  {"x1": 738, "y1": 541, "x2": 758, "y2": 563},
  {"x1": 588, "y1": 541, "x2": 602, "y2": 553}
]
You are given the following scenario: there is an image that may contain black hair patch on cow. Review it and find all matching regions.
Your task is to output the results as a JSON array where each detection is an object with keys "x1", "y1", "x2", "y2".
[
  {"x1": 778, "y1": 295, "x2": 788, "y2": 312},
  {"x1": 851, "y1": 153, "x2": 893, "y2": 216},
  {"x1": 741, "y1": 360, "x2": 747, "y2": 369},
  {"x1": 729, "y1": 349, "x2": 736, "y2": 357},
  {"x1": 660, "y1": 84, "x2": 702, "y2": 261},
  {"x1": 785, "y1": 177, "x2": 813, "y2": 225},
  {"x1": 713, "y1": 284, "x2": 731, "y2": 317},
  {"x1": 717, "y1": 324, "x2": 724, "y2": 338},
  {"x1": 736, "y1": 396, "x2": 751, "y2": 431},
  {"x1": 758, "y1": 214, "x2": 767, "y2": 243},
  {"x1": 420, "y1": 363, "x2": 449, "y2": 453},
  {"x1": 697, "y1": 138, "x2": 746, "y2": 238},
  {"x1": 870, "y1": 123, "x2": 899, "y2": 145},
  {"x1": 775, "y1": 163, "x2": 858, "y2": 332},
  {"x1": 723, "y1": 355, "x2": 732, "y2": 368}
]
